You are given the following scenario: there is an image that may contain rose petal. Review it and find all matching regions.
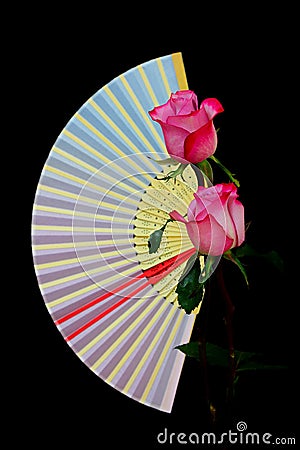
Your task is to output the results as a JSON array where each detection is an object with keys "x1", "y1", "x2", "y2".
[
  {"x1": 167, "y1": 108, "x2": 211, "y2": 132},
  {"x1": 170, "y1": 90, "x2": 198, "y2": 115},
  {"x1": 201, "y1": 98, "x2": 224, "y2": 120},
  {"x1": 158, "y1": 122, "x2": 190, "y2": 162},
  {"x1": 227, "y1": 196, "x2": 245, "y2": 246},
  {"x1": 184, "y1": 120, "x2": 218, "y2": 164},
  {"x1": 169, "y1": 210, "x2": 187, "y2": 223},
  {"x1": 149, "y1": 99, "x2": 175, "y2": 122},
  {"x1": 186, "y1": 216, "x2": 233, "y2": 256}
]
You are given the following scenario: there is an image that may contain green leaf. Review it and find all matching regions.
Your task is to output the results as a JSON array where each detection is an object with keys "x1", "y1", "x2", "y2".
[
  {"x1": 175, "y1": 341, "x2": 288, "y2": 373},
  {"x1": 148, "y1": 228, "x2": 164, "y2": 254},
  {"x1": 175, "y1": 257, "x2": 205, "y2": 314},
  {"x1": 175, "y1": 341, "x2": 199, "y2": 360},
  {"x1": 234, "y1": 243, "x2": 284, "y2": 272},
  {"x1": 235, "y1": 351, "x2": 288, "y2": 373},
  {"x1": 196, "y1": 159, "x2": 214, "y2": 183},
  {"x1": 206, "y1": 342, "x2": 231, "y2": 368},
  {"x1": 223, "y1": 249, "x2": 249, "y2": 287},
  {"x1": 175, "y1": 342, "x2": 231, "y2": 367},
  {"x1": 178, "y1": 252, "x2": 198, "y2": 283}
]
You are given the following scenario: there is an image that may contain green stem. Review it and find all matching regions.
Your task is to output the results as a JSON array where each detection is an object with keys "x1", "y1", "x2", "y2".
[
  {"x1": 158, "y1": 163, "x2": 187, "y2": 182},
  {"x1": 197, "y1": 281, "x2": 216, "y2": 425},
  {"x1": 216, "y1": 262, "x2": 235, "y2": 407},
  {"x1": 209, "y1": 155, "x2": 240, "y2": 187}
]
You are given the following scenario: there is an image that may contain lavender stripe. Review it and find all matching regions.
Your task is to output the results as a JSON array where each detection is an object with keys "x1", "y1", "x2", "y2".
[
  {"x1": 83, "y1": 301, "x2": 151, "y2": 368},
  {"x1": 49, "y1": 268, "x2": 143, "y2": 317},
  {"x1": 148, "y1": 315, "x2": 190, "y2": 408},
  {"x1": 60, "y1": 279, "x2": 150, "y2": 338},
  {"x1": 71, "y1": 294, "x2": 158, "y2": 352},
  {"x1": 102, "y1": 300, "x2": 169, "y2": 385},
  {"x1": 129, "y1": 309, "x2": 179, "y2": 400}
]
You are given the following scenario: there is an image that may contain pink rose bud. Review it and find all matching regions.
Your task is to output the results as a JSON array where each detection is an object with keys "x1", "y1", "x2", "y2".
[
  {"x1": 149, "y1": 90, "x2": 224, "y2": 164},
  {"x1": 170, "y1": 183, "x2": 245, "y2": 256}
]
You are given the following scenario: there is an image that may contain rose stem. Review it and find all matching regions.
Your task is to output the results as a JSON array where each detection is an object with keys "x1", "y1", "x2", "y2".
[
  {"x1": 216, "y1": 261, "x2": 236, "y2": 406},
  {"x1": 197, "y1": 281, "x2": 214, "y2": 425}
]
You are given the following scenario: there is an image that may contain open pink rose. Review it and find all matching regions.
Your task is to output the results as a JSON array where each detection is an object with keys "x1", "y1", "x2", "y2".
[
  {"x1": 170, "y1": 183, "x2": 245, "y2": 256},
  {"x1": 149, "y1": 90, "x2": 224, "y2": 164}
]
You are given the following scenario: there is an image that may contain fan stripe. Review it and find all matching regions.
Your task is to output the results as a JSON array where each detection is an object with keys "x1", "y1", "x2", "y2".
[
  {"x1": 37, "y1": 184, "x2": 136, "y2": 213},
  {"x1": 87, "y1": 100, "x2": 160, "y2": 174},
  {"x1": 105, "y1": 299, "x2": 170, "y2": 383},
  {"x1": 77, "y1": 291, "x2": 164, "y2": 357},
  {"x1": 156, "y1": 58, "x2": 171, "y2": 96},
  {"x1": 56, "y1": 275, "x2": 145, "y2": 325},
  {"x1": 51, "y1": 245, "x2": 194, "y2": 332},
  {"x1": 61, "y1": 130, "x2": 152, "y2": 190},
  {"x1": 61, "y1": 131, "x2": 156, "y2": 191},
  {"x1": 140, "y1": 311, "x2": 185, "y2": 402},
  {"x1": 75, "y1": 110, "x2": 156, "y2": 182},
  {"x1": 119, "y1": 74, "x2": 166, "y2": 151},
  {"x1": 172, "y1": 52, "x2": 189, "y2": 90},
  {"x1": 122, "y1": 305, "x2": 178, "y2": 393},
  {"x1": 90, "y1": 290, "x2": 164, "y2": 371},
  {"x1": 43, "y1": 164, "x2": 139, "y2": 204},
  {"x1": 137, "y1": 65, "x2": 158, "y2": 106},
  {"x1": 33, "y1": 205, "x2": 130, "y2": 224},
  {"x1": 103, "y1": 85, "x2": 162, "y2": 159},
  {"x1": 65, "y1": 279, "x2": 151, "y2": 341},
  {"x1": 46, "y1": 265, "x2": 140, "y2": 309},
  {"x1": 34, "y1": 248, "x2": 133, "y2": 270}
]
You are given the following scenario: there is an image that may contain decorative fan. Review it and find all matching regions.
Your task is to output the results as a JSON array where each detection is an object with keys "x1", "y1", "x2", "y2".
[{"x1": 31, "y1": 52, "x2": 202, "y2": 413}]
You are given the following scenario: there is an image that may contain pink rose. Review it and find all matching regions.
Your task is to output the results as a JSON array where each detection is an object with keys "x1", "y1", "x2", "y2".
[
  {"x1": 170, "y1": 183, "x2": 245, "y2": 256},
  {"x1": 149, "y1": 90, "x2": 224, "y2": 164}
]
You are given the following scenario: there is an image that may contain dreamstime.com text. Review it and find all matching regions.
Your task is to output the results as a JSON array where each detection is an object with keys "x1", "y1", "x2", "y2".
[{"x1": 157, "y1": 421, "x2": 296, "y2": 446}]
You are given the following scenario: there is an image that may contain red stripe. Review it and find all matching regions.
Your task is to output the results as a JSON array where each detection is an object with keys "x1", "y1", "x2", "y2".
[
  {"x1": 55, "y1": 272, "x2": 144, "y2": 325},
  {"x1": 143, "y1": 248, "x2": 196, "y2": 284},
  {"x1": 56, "y1": 248, "x2": 195, "y2": 326},
  {"x1": 65, "y1": 280, "x2": 150, "y2": 341}
]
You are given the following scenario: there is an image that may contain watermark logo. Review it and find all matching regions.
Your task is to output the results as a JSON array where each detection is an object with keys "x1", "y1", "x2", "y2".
[{"x1": 157, "y1": 421, "x2": 296, "y2": 446}]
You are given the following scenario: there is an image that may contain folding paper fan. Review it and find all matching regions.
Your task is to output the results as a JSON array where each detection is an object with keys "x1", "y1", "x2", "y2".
[{"x1": 32, "y1": 52, "x2": 204, "y2": 413}]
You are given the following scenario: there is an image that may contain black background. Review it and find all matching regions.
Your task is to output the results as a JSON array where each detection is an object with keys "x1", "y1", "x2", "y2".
[{"x1": 9, "y1": 6, "x2": 297, "y2": 448}]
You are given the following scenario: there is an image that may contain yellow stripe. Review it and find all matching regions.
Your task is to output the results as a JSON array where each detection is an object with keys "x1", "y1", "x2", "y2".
[
  {"x1": 103, "y1": 86, "x2": 162, "y2": 159},
  {"x1": 156, "y1": 58, "x2": 171, "y2": 96},
  {"x1": 34, "y1": 248, "x2": 132, "y2": 270},
  {"x1": 87, "y1": 101, "x2": 158, "y2": 177},
  {"x1": 37, "y1": 184, "x2": 135, "y2": 214},
  {"x1": 106, "y1": 299, "x2": 169, "y2": 383},
  {"x1": 138, "y1": 65, "x2": 158, "y2": 106},
  {"x1": 122, "y1": 305, "x2": 176, "y2": 393},
  {"x1": 33, "y1": 204, "x2": 127, "y2": 222},
  {"x1": 44, "y1": 163, "x2": 138, "y2": 204},
  {"x1": 119, "y1": 74, "x2": 166, "y2": 152},
  {"x1": 53, "y1": 146, "x2": 97, "y2": 173},
  {"x1": 33, "y1": 225, "x2": 132, "y2": 234},
  {"x1": 78, "y1": 288, "x2": 163, "y2": 357},
  {"x1": 39, "y1": 256, "x2": 138, "y2": 289},
  {"x1": 32, "y1": 238, "x2": 133, "y2": 251},
  {"x1": 46, "y1": 265, "x2": 139, "y2": 308},
  {"x1": 172, "y1": 52, "x2": 189, "y2": 90},
  {"x1": 91, "y1": 290, "x2": 163, "y2": 371},
  {"x1": 140, "y1": 310, "x2": 185, "y2": 402},
  {"x1": 62, "y1": 130, "x2": 148, "y2": 191},
  {"x1": 75, "y1": 110, "x2": 155, "y2": 183}
]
